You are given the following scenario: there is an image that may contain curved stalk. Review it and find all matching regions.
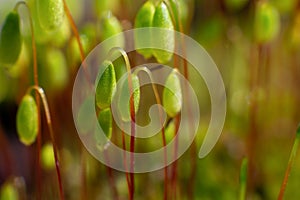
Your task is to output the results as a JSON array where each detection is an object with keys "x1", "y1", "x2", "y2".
[
  {"x1": 26, "y1": 86, "x2": 64, "y2": 200},
  {"x1": 133, "y1": 66, "x2": 168, "y2": 200},
  {"x1": 14, "y1": 2, "x2": 42, "y2": 199},
  {"x1": 108, "y1": 47, "x2": 135, "y2": 199}
]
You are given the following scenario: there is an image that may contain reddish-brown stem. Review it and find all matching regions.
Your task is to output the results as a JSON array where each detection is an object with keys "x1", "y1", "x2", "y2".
[
  {"x1": 129, "y1": 112, "x2": 135, "y2": 199},
  {"x1": 104, "y1": 151, "x2": 119, "y2": 200},
  {"x1": 62, "y1": 0, "x2": 92, "y2": 85},
  {"x1": 247, "y1": 44, "x2": 261, "y2": 192},
  {"x1": 133, "y1": 67, "x2": 168, "y2": 200},
  {"x1": 27, "y1": 86, "x2": 64, "y2": 200},
  {"x1": 121, "y1": 126, "x2": 132, "y2": 200},
  {"x1": 62, "y1": 0, "x2": 85, "y2": 63},
  {"x1": 14, "y1": 2, "x2": 42, "y2": 199},
  {"x1": 108, "y1": 47, "x2": 135, "y2": 199},
  {"x1": 171, "y1": 115, "x2": 180, "y2": 199},
  {"x1": 278, "y1": 127, "x2": 300, "y2": 200},
  {"x1": 164, "y1": 1, "x2": 195, "y2": 199}
]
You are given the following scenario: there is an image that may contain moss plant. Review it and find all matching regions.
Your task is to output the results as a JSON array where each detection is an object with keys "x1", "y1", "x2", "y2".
[
  {"x1": 106, "y1": 47, "x2": 138, "y2": 200},
  {"x1": 133, "y1": 66, "x2": 169, "y2": 200}
]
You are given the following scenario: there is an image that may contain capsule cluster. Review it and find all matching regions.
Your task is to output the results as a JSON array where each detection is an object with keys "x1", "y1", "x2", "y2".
[{"x1": 134, "y1": 1, "x2": 175, "y2": 64}]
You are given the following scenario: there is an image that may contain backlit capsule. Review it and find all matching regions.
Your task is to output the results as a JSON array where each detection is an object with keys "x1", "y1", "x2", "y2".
[
  {"x1": 162, "y1": 69, "x2": 182, "y2": 117},
  {"x1": 134, "y1": 1, "x2": 155, "y2": 58},
  {"x1": 152, "y1": 2, "x2": 175, "y2": 64},
  {"x1": 96, "y1": 60, "x2": 117, "y2": 109},
  {"x1": 36, "y1": 0, "x2": 64, "y2": 31},
  {"x1": 16, "y1": 94, "x2": 38, "y2": 146}
]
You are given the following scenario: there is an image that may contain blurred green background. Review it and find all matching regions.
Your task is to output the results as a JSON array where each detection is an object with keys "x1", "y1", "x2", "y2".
[{"x1": 0, "y1": 0, "x2": 300, "y2": 199}]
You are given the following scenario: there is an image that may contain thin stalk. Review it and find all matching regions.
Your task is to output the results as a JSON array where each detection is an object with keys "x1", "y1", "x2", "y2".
[
  {"x1": 14, "y1": 2, "x2": 41, "y2": 199},
  {"x1": 26, "y1": 86, "x2": 64, "y2": 200},
  {"x1": 171, "y1": 115, "x2": 180, "y2": 200},
  {"x1": 239, "y1": 158, "x2": 248, "y2": 200},
  {"x1": 121, "y1": 125, "x2": 132, "y2": 200},
  {"x1": 108, "y1": 47, "x2": 135, "y2": 199},
  {"x1": 104, "y1": 151, "x2": 119, "y2": 200},
  {"x1": 133, "y1": 67, "x2": 168, "y2": 200},
  {"x1": 62, "y1": 0, "x2": 85, "y2": 63},
  {"x1": 164, "y1": 1, "x2": 194, "y2": 198},
  {"x1": 278, "y1": 125, "x2": 300, "y2": 200},
  {"x1": 62, "y1": 0, "x2": 91, "y2": 84}
]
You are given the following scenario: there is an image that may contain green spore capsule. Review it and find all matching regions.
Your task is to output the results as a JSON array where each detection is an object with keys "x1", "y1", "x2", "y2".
[
  {"x1": 113, "y1": 56, "x2": 127, "y2": 81},
  {"x1": 0, "y1": 183, "x2": 18, "y2": 200},
  {"x1": 163, "y1": 69, "x2": 182, "y2": 118},
  {"x1": 96, "y1": 61, "x2": 117, "y2": 109},
  {"x1": 165, "y1": 119, "x2": 175, "y2": 144},
  {"x1": 41, "y1": 143, "x2": 55, "y2": 170},
  {"x1": 94, "y1": 108, "x2": 112, "y2": 151},
  {"x1": 97, "y1": 108, "x2": 112, "y2": 139},
  {"x1": 36, "y1": 0, "x2": 64, "y2": 31},
  {"x1": 254, "y1": 2, "x2": 280, "y2": 44},
  {"x1": 152, "y1": 2, "x2": 175, "y2": 64},
  {"x1": 16, "y1": 94, "x2": 38, "y2": 146},
  {"x1": 99, "y1": 11, "x2": 124, "y2": 53},
  {"x1": 0, "y1": 11, "x2": 22, "y2": 66},
  {"x1": 118, "y1": 74, "x2": 140, "y2": 121},
  {"x1": 134, "y1": 1, "x2": 155, "y2": 58}
]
